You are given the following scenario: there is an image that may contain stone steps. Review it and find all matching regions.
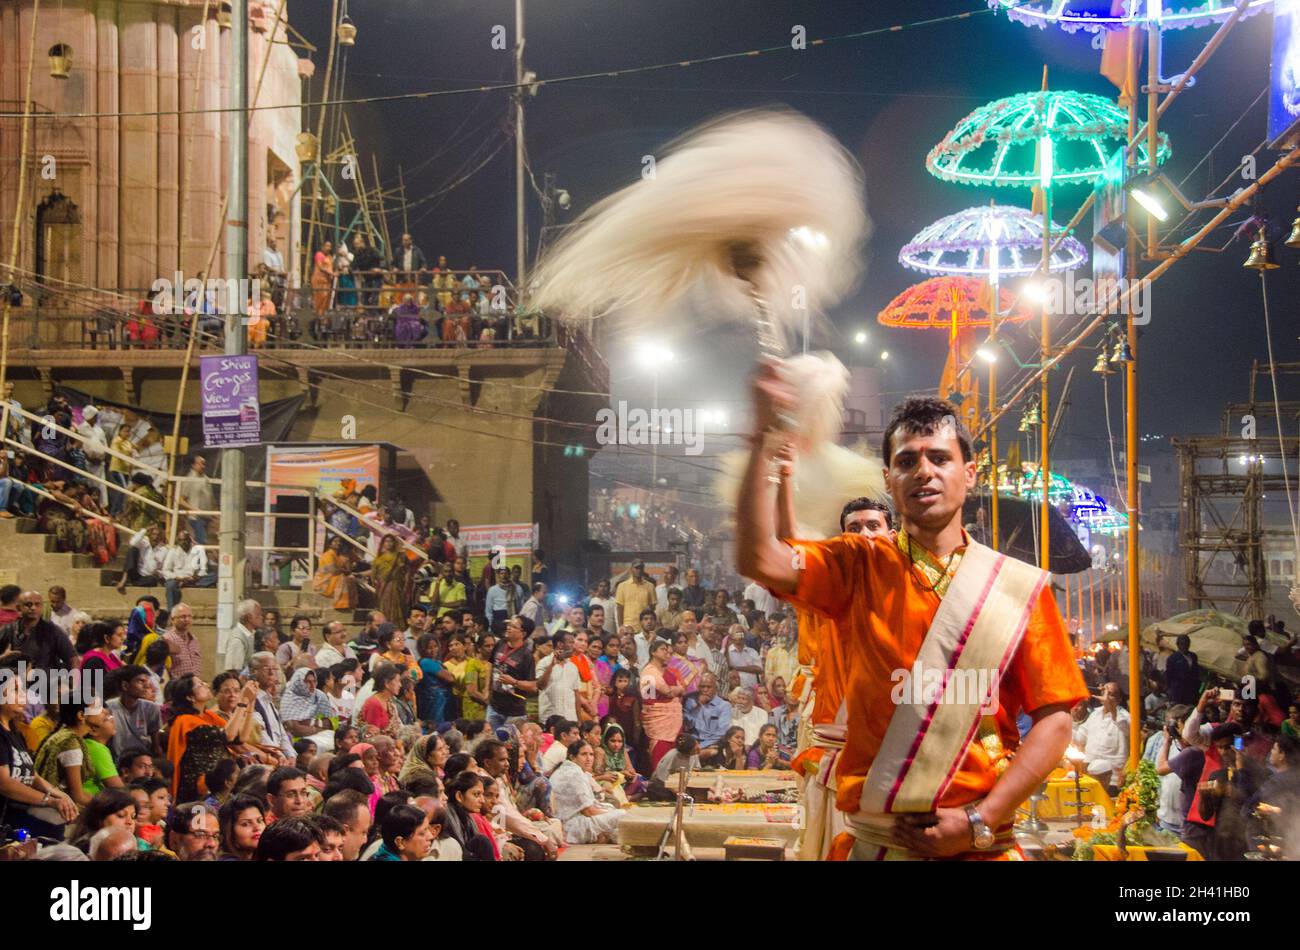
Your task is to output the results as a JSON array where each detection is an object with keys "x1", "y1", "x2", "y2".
[{"x1": 0, "y1": 517, "x2": 361, "y2": 679}]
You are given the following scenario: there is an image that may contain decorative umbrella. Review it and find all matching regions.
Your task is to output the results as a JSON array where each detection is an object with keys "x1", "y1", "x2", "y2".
[
  {"x1": 899, "y1": 204, "x2": 1088, "y2": 278},
  {"x1": 987, "y1": 0, "x2": 1274, "y2": 33},
  {"x1": 964, "y1": 491, "x2": 1092, "y2": 574},
  {"x1": 878, "y1": 276, "x2": 1037, "y2": 432},
  {"x1": 926, "y1": 89, "x2": 1171, "y2": 189}
]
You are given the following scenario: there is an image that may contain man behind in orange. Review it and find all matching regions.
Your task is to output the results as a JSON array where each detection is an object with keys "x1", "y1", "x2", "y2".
[{"x1": 738, "y1": 371, "x2": 1085, "y2": 860}]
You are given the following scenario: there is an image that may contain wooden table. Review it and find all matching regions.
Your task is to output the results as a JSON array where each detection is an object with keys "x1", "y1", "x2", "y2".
[
  {"x1": 618, "y1": 802, "x2": 801, "y2": 853},
  {"x1": 685, "y1": 769, "x2": 799, "y2": 799}
]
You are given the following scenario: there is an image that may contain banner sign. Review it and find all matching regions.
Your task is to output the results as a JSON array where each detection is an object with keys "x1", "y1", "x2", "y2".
[
  {"x1": 461, "y1": 523, "x2": 537, "y2": 557},
  {"x1": 200, "y1": 355, "x2": 261, "y2": 447}
]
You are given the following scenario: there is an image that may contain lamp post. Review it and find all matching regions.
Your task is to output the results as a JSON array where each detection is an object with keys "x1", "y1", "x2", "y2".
[
  {"x1": 635, "y1": 342, "x2": 674, "y2": 535},
  {"x1": 218, "y1": 0, "x2": 250, "y2": 645}
]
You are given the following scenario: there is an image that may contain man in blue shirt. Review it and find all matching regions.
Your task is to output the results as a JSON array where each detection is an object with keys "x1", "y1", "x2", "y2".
[{"x1": 682, "y1": 672, "x2": 731, "y2": 763}]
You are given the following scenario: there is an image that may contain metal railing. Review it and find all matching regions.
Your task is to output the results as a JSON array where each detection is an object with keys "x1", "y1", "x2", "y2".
[
  {"x1": 8, "y1": 270, "x2": 570, "y2": 351},
  {"x1": 0, "y1": 398, "x2": 432, "y2": 592}
]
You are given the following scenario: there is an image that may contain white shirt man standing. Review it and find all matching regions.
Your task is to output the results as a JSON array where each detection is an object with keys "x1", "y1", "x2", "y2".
[
  {"x1": 724, "y1": 628, "x2": 763, "y2": 690},
  {"x1": 536, "y1": 631, "x2": 582, "y2": 723},
  {"x1": 224, "y1": 598, "x2": 262, "y2": 675},
  {"x1": 1072, "y1": 682, "x2": 1131, "y2": 790}
]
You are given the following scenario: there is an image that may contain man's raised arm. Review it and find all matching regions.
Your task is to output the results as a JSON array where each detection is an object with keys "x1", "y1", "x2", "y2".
[{"x1": 735, "y1": 361, "x2": 799, "y2": 596}]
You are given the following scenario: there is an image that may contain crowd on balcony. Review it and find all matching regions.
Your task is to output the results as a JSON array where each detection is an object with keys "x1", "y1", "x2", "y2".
[{"x1": 96, "y1": 234, "x2": 550, "y2": 352}]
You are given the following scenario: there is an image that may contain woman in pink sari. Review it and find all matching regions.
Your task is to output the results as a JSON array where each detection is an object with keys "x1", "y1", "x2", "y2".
[
  {"x1": 638, "y1": 638, "x2": 685, "y2": 771},
  {"x1": 667, "y1": 631, "x2": 706, "y2": 697}
]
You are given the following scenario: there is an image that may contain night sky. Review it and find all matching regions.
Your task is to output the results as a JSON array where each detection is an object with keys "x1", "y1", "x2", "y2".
[{"x1": 295, "y1": 0, "x2": 1300, "y2": 472}]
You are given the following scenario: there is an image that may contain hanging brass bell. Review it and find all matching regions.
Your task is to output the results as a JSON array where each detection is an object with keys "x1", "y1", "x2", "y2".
[
  {"x1": 1093, "y1": 350, "x2": 1116, "y2": 375},
  {"x1": 1110, "y1": 338, "x2": 1134, "y2": 364},
  {"x1": 1285, "y1": 208, "x2": 1300, "y2": 250},
  {"x1": 338, "y1": 15, "x2": 357, "y2": 46},
  {"x1": 1243, "y1": 226, "x2": 1279, "y2": 271}
]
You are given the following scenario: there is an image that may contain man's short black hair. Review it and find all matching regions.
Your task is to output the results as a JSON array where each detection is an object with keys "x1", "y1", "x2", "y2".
[
  {"x1": 839, "y1": 497, "x2": 894, "y2": 533},
  {"x1": 266, "y1": 766, "x2": 306, "y2": 797},
  {"x1": 255, "y1": 816, "x2": 324, "y2": 861},
  {"x1": 881, "y1": 396, "x2": 972, "y2": 465}
]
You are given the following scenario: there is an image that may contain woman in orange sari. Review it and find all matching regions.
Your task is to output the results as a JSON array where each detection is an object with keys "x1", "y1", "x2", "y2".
[
  {"x1": 166, "y1": 673, "x2": 256, "y2": 802},
  {"x1": 311, "y1": 241, "x2": 336, "y2": 314},
  {"x1": 367, "y1": 534, "x2": 409, "y2": 624},
  {"x1": 74, "y1": 485, "x2": 117, "y2": 566},
  {"x1": 313, "y1": 536, "x2": 358, "y2": 609}
]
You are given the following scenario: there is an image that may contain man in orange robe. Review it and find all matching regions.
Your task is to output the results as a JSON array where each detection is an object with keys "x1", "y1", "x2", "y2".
[
  {"x1": 738, "y1": 375, "x2": 1086, "y2": 860},
  {"x1": 780, "y1": 468, "x2": 895, "y2": 860}
]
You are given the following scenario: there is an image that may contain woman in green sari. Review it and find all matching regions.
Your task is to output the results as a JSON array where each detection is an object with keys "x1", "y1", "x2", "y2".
[
  {"x1": 34, "y1": 700, "x2": 111, "y2": 809},
  {"x1": 368, "y1": 534, "x2": 409, "y2": 623},
  {"x1": 122, "y1": 472, "x2": 167, "y2": 532}
]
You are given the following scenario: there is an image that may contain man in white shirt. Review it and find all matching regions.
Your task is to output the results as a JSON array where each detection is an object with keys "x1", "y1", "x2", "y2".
[
  {"x1": 160, "y1": 528, "x2": 214, "y2": 610},
  {"x1": 691, "y1": 615, "x2": 725, "y2": 677},
  {"x1": 315, "y1": 620, "x2": 357, "y2": 669},
  {"x1": 1072, "y1": 681, "x2": 1131, "y2": 792},
  {"x1": 633, "y1": 609, "x2": 660, "y2": 668},
  {"x1": 520, "y1": 583, "x2": 550, "y2": 627},
  {"x1": 724, "y1": 628, "x2": 763, "y2": 690},
  {"x1": 541, "y1": 720, "x2": 580, "y2": 776},
  {"x1": 46, "y1": 585, "x2": 77, "y2": 637},
  {"x1": 74, "y1": 406, "x2": 109, "y2": 505},
  {"x1": 656, "y1": 565, "x2": 680, "y2": 611},
  {"x1": 446, "y1": 519, "x2": 468, "y2": 560},
  {"x1": 743, "y1": 577, "x2": 779, "y2": 617},
  {"x1": 250, "y1": 651, "x2": 296, "y2": 759},
  {"x1": 223, "y1": 598, "x2": 262, "y2": 675},
  {"x1": 536, "y1": 631, "x2": 582, "y2": 724},
  {"x1": 116, "y1": 524, "x2": 166, "y2": 593},
  {"x1": 176, "y1": 454, "x2": 215, "y2": 546},
  {"x1": 587, "y1": 579, "x2": 617, "y2": 628}
]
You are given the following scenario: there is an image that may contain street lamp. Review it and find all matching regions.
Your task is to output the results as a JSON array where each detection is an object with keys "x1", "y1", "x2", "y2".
[
  {"x1": 853, "y1": 330, "x2": 867, "y2": 345},
  {"x1": 634, "y1": 342, "x2": 674, "y2": 531}
]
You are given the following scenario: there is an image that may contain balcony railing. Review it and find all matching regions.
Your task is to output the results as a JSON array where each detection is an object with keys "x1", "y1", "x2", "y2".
[{"x1": 5, "y1": 270, "x2": 602, "y2": 360}]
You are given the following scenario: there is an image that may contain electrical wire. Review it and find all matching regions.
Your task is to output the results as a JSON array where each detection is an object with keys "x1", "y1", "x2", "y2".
[{"x1": 0, "y1": 7, "x2": 995, "y2": 121}]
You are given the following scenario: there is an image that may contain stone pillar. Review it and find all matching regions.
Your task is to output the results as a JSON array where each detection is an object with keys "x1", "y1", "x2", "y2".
[
  {"x1": 155, "y1": 4, "x2": 178, "y2": 278},
  {"x1": 178, "y1": 9, "x2": 220, "y2": 275},
  {"x1": 117, "y1": 0, "x2": 158, "y2": 290},
  {"x1": 95, "y1": 0, "x2": 120, "y2": 289}
]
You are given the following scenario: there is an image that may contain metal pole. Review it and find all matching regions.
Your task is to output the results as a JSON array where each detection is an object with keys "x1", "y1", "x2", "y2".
[
  {"x1": 1040, "y1": 183, "x2": 1051, "y2": 571},
  {"x1": 218, "y1": 0, "x2": 250, "y2": 645},
  {"x1": 515, "y1": 0, "x2": 527, "y2": 287},
  {"x1": 1124, "y1": 19, "x2": 1155, "y2": 773},
  {"x1": 988, "y1": 263, "x2": 999, "y2": 552}
]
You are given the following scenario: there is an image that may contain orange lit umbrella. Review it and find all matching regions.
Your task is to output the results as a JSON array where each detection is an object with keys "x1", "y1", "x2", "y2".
[{"x1": 878, "y1": 275, "x2": 1035, "y2": 430}]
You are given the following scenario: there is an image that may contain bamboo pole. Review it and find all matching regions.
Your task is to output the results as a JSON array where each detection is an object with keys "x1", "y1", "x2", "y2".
[
  {"x1": 300, "y1": 0, "x2": 340, "y2": 286},
  {"x1": 0, "y1": 0, "x2": 42, "y2": 396}
]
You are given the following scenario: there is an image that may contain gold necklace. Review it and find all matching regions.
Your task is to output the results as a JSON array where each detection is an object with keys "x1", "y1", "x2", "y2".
[{"x1": 907, "y1": 535, "x2": 957, "y2": 594}]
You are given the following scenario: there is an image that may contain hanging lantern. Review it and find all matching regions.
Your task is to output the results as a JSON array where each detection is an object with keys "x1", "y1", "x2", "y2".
[
  {"x1": 296, "y1": 57, "x2": 315, "y2": 80},
  {"x1": 337, "y1": 15, "x2": 357, "y2": 46},
  {"x1": 217, "y1": 2, "x2": 232, "y2": 29},
  {"x1": 323, "y1": 194, "x2": 337, "y2": 215},
  {"x1": 1092, "y1": 350, "x2": 1116, "y2": 376},
  {"x1": 1243, "y1": 226, "x2": 1280, "y2": 271},
  {"x1": 1284, "y1": 208, "x2": 1300, "y2": 250},
  {"x1": 1110, "y1": 339, "x2": 1135, "y2": 364},
  {"x1": 48, "y1": 44, "x2": 73, "y2": 80},
  {"x1": 295, "y1": 131, "x2": 320, "y2": 163}
]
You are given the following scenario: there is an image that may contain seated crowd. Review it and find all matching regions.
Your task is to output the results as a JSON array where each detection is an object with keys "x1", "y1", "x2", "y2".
[{"x1": 0, "y1": 551, "x2": 805, "y2": 862}]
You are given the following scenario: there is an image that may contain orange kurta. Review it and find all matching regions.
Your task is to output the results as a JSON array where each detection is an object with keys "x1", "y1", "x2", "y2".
[{"x1": 784, "y1": 533, "x2": 1087, "y2": 817}]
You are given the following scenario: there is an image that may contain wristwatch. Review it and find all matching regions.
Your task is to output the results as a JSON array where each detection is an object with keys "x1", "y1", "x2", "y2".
[{"x1": 965, "y1": 803, "x2": 995, "y2": 851}]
